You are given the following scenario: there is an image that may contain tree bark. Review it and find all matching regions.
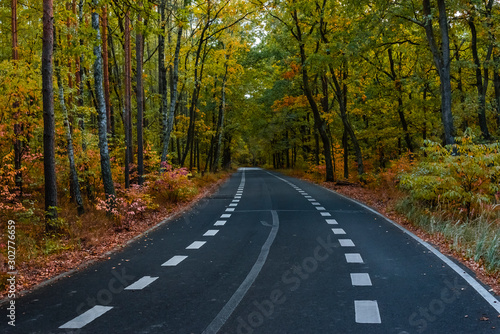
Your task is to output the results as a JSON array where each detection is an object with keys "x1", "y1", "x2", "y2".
[
  {"x1": 136, "y1": 4, "x2": 144, "y2": 185},
  {"x1": 161, "y1": 24, "x2": 183, "y2": 165},
  {"x1": 422, "y1": 0, "x2": 455, "y2": 145},
  {"x1": 291, "y1": 10, "x2": 334, "y2": 182},
  {"x1": 12, "y1": 0, "x2": 22, "y2": 194},
  {"x1": 468, "y1": 11, "x2": 491, "y2": 139},
  {"x1": 55, "y1": 54, "x2": 84, "y2": 215},
  {"x1": 124, "y1": 10, "x2": 132, "y2": 188},
  {"x1": 43, "y1": 0, "x2": 58, "y2": 220},
  {"x1": 92, "y1": 0, "x2": 115, "y2": 201},
  {"x1": 212, "y1": 60, "x2": 228, "y2": 173},
  {"x1": 102, "y1": 4, "x2": 111, "y2": 134}
]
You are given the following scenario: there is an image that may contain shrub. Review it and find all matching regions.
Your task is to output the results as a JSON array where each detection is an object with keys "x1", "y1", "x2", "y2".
[{"x1": 399, "y1": 133, "x2": 500, "y2": 218}]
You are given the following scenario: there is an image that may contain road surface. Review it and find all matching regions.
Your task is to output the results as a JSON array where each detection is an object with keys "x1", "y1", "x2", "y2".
[{"x1": 2, "y1": 168, "x2": 499, "y2": 333}]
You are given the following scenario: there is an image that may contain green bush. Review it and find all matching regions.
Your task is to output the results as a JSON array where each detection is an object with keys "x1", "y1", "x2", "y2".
[{"x1": 399, "y1": 133, "x2": 500, "y2": 217}]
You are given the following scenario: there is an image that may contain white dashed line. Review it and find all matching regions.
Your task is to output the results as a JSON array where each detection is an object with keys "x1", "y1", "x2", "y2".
[
  {"x1": 312, "y1": 202, "x2": 320, "y2": 205},
  {"x1": 59, "y1": 305, "x2": 113, "y2": 329},
  {"x1": 229, "y1": 203, "x2": 238, "y2": 207},
  {"x1": 162, "y1": 255, "x2": 188, "y2": 266},
  {"x1": 226, "y1": 208, "x2": 235, "y2": 212},
  {"x1": 234, "y1": 196, "x2": 241, "y2": 199},
  {"x1": 308, "y1": 198, "x2": 316, "y2": 202},
  {"x1": 204, "y1": 230, "x2": 219, "y2": 236},
  {"x1": 345, "y1": 253, "x2": 364, "y2": 263},
  {"x1": 332, "y1": 228, "x2": 346, "y2": 235},
  {"x1": 232, "y1": 200, "x2": 240, "y2": 203},
  {"x1": 339, "y1": 239, "x2": 355, "y2": 247},
  {"x1": 305, "y1": 196, "x2": 312, "y2": 198},
  {"x1": 316, "y1": 207, "x2": 326, "y2": 211},
  {"x1": 221, "y1": 214, "x2": 232, "y2": 218},
  {"x1": 326, "y1": 219, "x2": 338, "y2": 225},
  {"x1": 350, "y1": 273, "x2": 372, "y2": 286},
  {"x1": 186, "y1": 241, "x2": 206, "y2": 249},
  {"x1": 354, "y1": 300, "x2": 381, "y2": 323},
  {"x1": 321, "y1": 212, "x2": 331, "y2": 216},
  {"x1": 125, "y1": 276, "x2": 159, "y2": 290},
  {"x1": 214, "y1": 220, "x2": 227, "y2": 226}
]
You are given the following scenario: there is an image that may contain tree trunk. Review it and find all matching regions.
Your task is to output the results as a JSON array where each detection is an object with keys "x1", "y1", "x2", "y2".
[
  {"x1": 161, "y1": 24, "x2": 183, "y2": 165},
  {"x1": 422, "y1": 0, "x2": 455, "y2": 145},
  {"x1": 92, "y1": 0, "x2": 115, "y2": 202},
  {"x1": 136, "y1": 5, "x2": 144, "y2": 185},
  {"x1": 468, "y1": 11, "x2": 491, "y2": 139},
  {"x1": 55, "y1": 55, "x2": 84, "y2": 215},
  {"x1": 291, "y1": 10, "x2": 334, "y2": 182},
  {"x1": 12, "y1": 0, "x2": 22, "y2": 194},
  {"x1": 159, "y1": 0, "x2": 168, "y2": 160},
  {"x1": 124, "y1": 10, "x2": 131, "y2": 188},
  {"x1": 102, "y1": 4, "x2": 111, "y2": 134},
  {"x1": 43, "y1": 0, "x2": 58, "y2": 221},
  {"x1": 212, "y1": 60, "x2": 228, "y2": 173}
]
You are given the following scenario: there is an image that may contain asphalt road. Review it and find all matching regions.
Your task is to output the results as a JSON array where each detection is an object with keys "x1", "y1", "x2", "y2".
[{"x1": 2, "y1": 168, "x2": 499, "y2": 333}]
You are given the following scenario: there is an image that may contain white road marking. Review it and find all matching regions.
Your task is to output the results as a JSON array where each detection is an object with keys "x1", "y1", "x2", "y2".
[
  {"x1": 308, "y1": 199, "x2": 316, "y2": 202},
  {"x1": 226, "y1": 208, "x2": 235, "y2": 212},
  {"x1": 234, "y1": 196, "x2": 241, "y2": 199},
  {"x1": 202, "y1": 211, "x2": 280, "y2": 334},
  {"x1": 312, "y1": 202, "x2": 320, "y2": 205},
  {"x1": 204, "y1": 230, "x2": 219, "y2": 236},
  {"x1": 214, "y1": 220, "x2": 227, "y2": 226},
  {"x1": 332, "y1": 228, "x2": 346, "y2": 235},
  {"x1": 125, "y1": 276, "x2": 159, "y2": 290},
  {"x1": 326, "y1": 219, "x2": 338, "y2": 225},
  {"x1": 316, "y1": 207, "x2": 326, "y2": 211},
  {"x1": 351, "y1": 273, "x2": 372, "y2": 286},
  {"x1": 221, "y1": 214, "x2": 232, "y2": 218},
  {"x1": 59, "y1": 305, "x2": 113, "y2": 329},
  {"x1": 186, "y1": 241, "x2": 206, "y2": 249},
  {"x1": 339, "y1": 239, "x2": 355, "y2": 247},
  {"x1": 229, "y1": 203, "x2": 238, "y2": 207},
  {"x1": 162, "y1": 255, "x2": 188, "y2": 266},
  {"x1": 355, "y1": 300, "x2": 381, "y2": 323},
  {"x1": 305, "y1": 195, "x2": 312, "y2": 198},
  {"x1": 328, "y1": 188, "x2": 500, "y2": 313},
  {"x1": 345, "y1": 253, "x2": 364, "y2": 263},
  {"x1": 232, "y1": 199, "x2": 240, "y2": 203},
  {"x1": 321, "y1": 212, "x2": 331, "y2": 216}
]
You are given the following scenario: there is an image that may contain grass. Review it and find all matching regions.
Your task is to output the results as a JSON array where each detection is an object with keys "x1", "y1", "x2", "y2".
[{"x1": 396, "y1": 197, "x2": 500, "y2": 274}]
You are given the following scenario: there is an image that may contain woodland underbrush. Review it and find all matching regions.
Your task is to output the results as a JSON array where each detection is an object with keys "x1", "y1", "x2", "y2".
[{"x1": 0, "y1": 163, "x2": 229, "y2": 297}]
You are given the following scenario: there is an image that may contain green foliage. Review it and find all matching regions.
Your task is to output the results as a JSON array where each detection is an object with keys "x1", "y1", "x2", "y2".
[{"x1": 399, "y1": 132, "x2": 500, "y2": 217}]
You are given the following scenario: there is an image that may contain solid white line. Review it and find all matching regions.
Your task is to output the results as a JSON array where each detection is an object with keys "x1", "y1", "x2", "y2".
[
  {"x1": 226, "y1": 208, "x2": 235, "y2": 212},
  {"x1": 125, "y1": 276, "x2": 159, "y2": 290},
  {"x1": 351, "y1": 273, "x2": 372, "y2": 286},
  {"x1": 186, "y1": 241, "x2": 206, "y2": 249},
  {"x1": 355, "y1": 300, "x2": 381, "y2": 323},
  {"x1": 316, "y1": 207, "x2": 326, "y2": 211},
  {"x1": 221, "y1": 214, "x2": 231, "y2": 218},
  {"x1": 204, "y1": 230, "x2": 219, "y2": 236},
  {"x1": 202, "y1": 211, "x2": 280, "y2": 334},
  {"x1": 321, "y1": 212, "x2": 331, "y2": 216},
  {"x1": 326, "y1": 219, "x2": 338, "y2": 225},
  {"x1": 345, "y1": 253, "x2": 364, "y2": 263},
  {"x1": 162, "y1": 255, "x2": 188, "y2": 266},
  {"x1": 332, "y1": 228, "x2": 346, "y2": 234},
  {"x1": 339, "y1": 239, "x2": 355, "y2": 247},
  {"x1": 326, "y1": 188, "x2": 500, "y2": 313},
  {"x1": 214, "y1": 220, "x2": 226, "y2": 226},
  {"x1": 59, "y1": 305, "x2": 113, "y2": 329}
]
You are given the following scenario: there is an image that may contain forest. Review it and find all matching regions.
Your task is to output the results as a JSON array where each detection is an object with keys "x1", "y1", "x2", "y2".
[{"x1": 1, "y1": 0, "x2": 500, "y2": 292}]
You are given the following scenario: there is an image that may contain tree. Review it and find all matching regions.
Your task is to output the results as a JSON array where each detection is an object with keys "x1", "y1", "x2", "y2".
[
  {"x1": 92, "y1": 0, "x2": 116, "y2": 202},
  {"x1": 42, "y1": 0, "x2": 58, "y2": 221},
  {"x1": 137, "y1": 2, "x2": 144, "y2": 185}
]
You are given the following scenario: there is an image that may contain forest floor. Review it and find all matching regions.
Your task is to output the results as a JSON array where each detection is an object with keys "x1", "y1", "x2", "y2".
[
  {"x1": 314, "y1": 178, "x2": 500, "y2": 297},
  {"x1": 0, "y1": 174, "x2": 230, "y2": 302}
]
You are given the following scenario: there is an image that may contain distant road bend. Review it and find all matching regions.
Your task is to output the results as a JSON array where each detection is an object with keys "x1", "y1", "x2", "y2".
[{"x1": 2, "y1": 168, "x2": 499, "y2": 333}]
